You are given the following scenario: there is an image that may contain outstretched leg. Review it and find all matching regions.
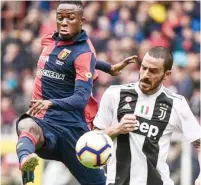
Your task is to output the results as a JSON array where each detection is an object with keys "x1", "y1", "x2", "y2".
[{"x1": 16, "y1": 115, "x2": 44, "y2": 184}]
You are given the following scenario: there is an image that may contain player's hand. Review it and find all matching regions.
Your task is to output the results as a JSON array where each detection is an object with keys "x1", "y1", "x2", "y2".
[
  {"x1": 115, "y1": 114, "x2": 137, "y2": 135},
  {"x1": 109, "y1": 55, "x2": 138, "y2": 76},
  {"x1": 27, "y1": 100, "x2": 53, "y2": 116}
]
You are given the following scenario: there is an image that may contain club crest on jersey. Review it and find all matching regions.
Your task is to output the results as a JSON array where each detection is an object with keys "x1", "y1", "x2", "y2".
[
  {"x1": 58, "y1": 49, "x2": 71, "y2": 60},
  {"x1": 158, "y1": 104, "x2": 168, "y2": 120}
]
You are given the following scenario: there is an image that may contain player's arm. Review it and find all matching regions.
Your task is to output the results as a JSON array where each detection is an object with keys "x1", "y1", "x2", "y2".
[
  {"x1": 28, "y1": 52, "x2": 95, "y2": 115},
  {"x1": 50, "y1": 52, "x2": 95, "y2": 110},
  {"x1": 96, "y1": 55, "x2": 138, "y2": 76},
  {"x1": 176, "y1": 97, "x2": 201, "y2": 185},
  {"x1": 192, "y1": 139, "x2": 200, "y2": 185},
  {"x1": 93, "y1": 87, "x2": 137, "y2": 140},
  {"x1": 94, "y1": 114, "x2": 137, "y2": 140}
]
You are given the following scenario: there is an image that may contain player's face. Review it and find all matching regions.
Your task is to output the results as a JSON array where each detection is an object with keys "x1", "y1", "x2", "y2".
[
  {"x1": 139, "y1": 53, "x2": 171, "y2": 95},
  {"x1": 56, "y1": 4, "x2": 85, "y2": 40}
]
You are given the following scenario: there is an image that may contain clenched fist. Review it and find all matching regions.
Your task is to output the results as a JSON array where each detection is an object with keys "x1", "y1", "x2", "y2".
[{"x1": 114, "y1": 114, "x2": 137, "y2": 135}]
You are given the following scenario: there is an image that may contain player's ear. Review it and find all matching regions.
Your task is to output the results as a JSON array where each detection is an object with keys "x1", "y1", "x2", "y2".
[
  {"x1": 80, "y1": 16, "x2": 86, "y2": 26},
  {"x1": 163, "y1": 70, "x2": 171, "y2": 81}
]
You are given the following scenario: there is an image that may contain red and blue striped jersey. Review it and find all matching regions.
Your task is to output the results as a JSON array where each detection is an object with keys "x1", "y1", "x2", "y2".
[{"x1": 32, "y1": 30, "x2": 98, "y2": 127}]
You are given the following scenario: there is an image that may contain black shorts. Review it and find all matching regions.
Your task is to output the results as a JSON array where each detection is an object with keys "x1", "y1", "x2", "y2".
[{"x1": 16, "y1": 114, "x2": 106, "y2": 185}]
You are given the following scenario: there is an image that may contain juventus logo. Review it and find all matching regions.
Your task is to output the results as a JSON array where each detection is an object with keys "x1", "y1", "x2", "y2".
[{"x1": 158, "y1": 104, "x2": 168, "y2": 120}]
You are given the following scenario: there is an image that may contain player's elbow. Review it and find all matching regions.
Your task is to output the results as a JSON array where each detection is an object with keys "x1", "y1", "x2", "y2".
[
  {"x1": 74, "y1": 88, "x2": 91, "y2": 110},
  {"x1": 76, "y1": 99, "x2": 88, "y2": 110}
]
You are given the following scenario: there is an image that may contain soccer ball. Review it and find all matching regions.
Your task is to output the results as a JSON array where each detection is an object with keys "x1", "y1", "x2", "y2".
[{"x1": 76, "y1": 131, "x2": 113, "y2": 169}]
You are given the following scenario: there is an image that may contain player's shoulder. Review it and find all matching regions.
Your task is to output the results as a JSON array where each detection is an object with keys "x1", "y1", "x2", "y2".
[
  {"x1": 104, "y1": 83, "x2": 137, "y2": 96},
  {"x1": 75, "y1": 37, "x2": 96, "y2": 59},
  {"x1": 86, "y1": 38, "x2": 96, "y2": 58},
  {"x1": 162, "y1": 86, "x2": 184, "y2": 102},
  {"x1": 72, "y1": 38, "x2": 95, "y2": 60},
  {"x1": 110, "y1": 82, "x2": 137, "y2": 90},
  {"x1": 41, "y1": 32, "x2": 55, "y2": 47}
]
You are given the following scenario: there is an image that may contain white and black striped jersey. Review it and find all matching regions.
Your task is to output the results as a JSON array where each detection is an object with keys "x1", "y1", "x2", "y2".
[{"x1": 94, "y1": 82, "x2": 201, "y2": 185}]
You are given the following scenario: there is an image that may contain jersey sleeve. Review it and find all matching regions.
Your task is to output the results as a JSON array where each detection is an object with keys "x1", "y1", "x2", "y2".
[
  {"x1": 175, "y1": 97, "x2": 201, "y2": 143},
  {"x1": 95, "y1": 60, "x2": 111, "y2": 73},
  {"x1": 93, "y1": 87, "x2": 115, "y2": 129},
  {"x1": 74, "y1": 52, "x2": 96, "y2": 91},
  {"x1": 50, "y1": 85, "x2": 91, "y2": 111}
]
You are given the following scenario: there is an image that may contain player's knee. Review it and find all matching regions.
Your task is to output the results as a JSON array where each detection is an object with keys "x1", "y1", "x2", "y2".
[{"x1": 17, "y1": 118, "x2": 44, "y2": 145}]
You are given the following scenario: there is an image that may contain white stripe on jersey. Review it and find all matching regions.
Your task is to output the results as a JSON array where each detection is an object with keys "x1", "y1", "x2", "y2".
[
  {"x1": 106, "y1": 140, "x2": 117, "y2": 184},
  {"x1": 129, "y1": 133, "x2": 147, "y2": 185},
  {"x1": 156, "y1": 133, "x2": 174, "y2": 185}
]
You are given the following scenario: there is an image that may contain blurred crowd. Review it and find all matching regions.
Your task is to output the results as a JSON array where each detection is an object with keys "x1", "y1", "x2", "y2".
[
  {"x1": 1, "y1": 1, "x2": 200, "y2": 185},
  {"x1": 1, "y1": 1, "x2": 200, "y2": 134}
]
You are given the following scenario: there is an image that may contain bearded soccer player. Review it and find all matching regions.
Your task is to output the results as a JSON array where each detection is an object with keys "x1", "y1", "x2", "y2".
[
  {"x1": 94, "y1": 46, "x2": 201, "y2": 185},
  {"x1": 15, "y1": 1, "x2": 137, "y2": 184}
]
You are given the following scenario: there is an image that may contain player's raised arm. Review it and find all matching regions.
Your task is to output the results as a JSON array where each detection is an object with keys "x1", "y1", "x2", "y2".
[{"x1": 95, "y1": 55, "x2": 138, "y2": 76}]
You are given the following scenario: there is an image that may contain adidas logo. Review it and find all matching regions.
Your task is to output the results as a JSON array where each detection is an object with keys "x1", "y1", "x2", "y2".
[{"x1": 122, "y1": 103, "x2": 131, "y2": 110}]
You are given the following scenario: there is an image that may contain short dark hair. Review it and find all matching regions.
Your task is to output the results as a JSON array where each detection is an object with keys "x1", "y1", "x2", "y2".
[
  {"x1": 58, "y1": 1, "x2": 83, "y2": 9},
  {"x1": 148, "y1": 46, "x2": 173, "y2": 71}
]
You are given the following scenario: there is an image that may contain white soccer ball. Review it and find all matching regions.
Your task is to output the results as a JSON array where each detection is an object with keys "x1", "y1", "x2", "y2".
[{"x1": 76, "y1": 131, "x2": 113, "y2": 169}]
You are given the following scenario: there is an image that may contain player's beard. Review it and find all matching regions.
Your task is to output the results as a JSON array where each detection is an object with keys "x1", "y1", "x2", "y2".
[{"x1": 139, "y1": 74, "x2": 164, "y2": 95}]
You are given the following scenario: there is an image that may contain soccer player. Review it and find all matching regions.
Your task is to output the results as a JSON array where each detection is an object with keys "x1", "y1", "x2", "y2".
[
  {"x1": 15, "y1": 1, "x2": 137, "y2": 185},
  {"x1": 94, "y1": 46, "x2": 201, "y2": 185}
]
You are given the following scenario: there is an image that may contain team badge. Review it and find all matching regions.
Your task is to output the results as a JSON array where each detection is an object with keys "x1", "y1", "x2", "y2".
[
  {"x1": 125, "y1": 96, "x2": 132, "y2": 102},
  {"x1": 158, "y1": 104, "x2": 168, "y2": 120},
  {"x1": 58, "y1": 48, "x2": 71, "y2": 60},
  {"x1": 85, "y1": 72, "x2": 92, "y2": 79}
]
